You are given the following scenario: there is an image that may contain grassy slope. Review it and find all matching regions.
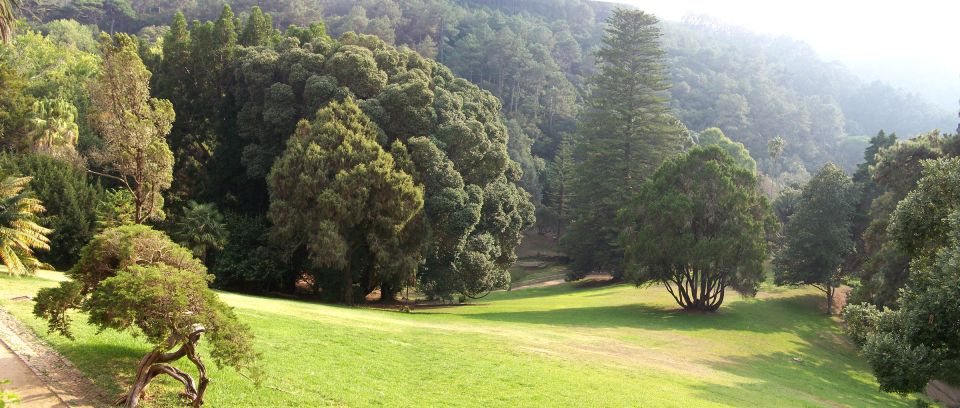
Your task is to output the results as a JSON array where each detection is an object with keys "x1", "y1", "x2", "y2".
[{"x1": 0, "y1": 272, "x2": 914, "y2": 407}]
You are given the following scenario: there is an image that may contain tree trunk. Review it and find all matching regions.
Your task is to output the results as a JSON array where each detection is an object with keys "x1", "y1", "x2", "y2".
[
  {"x1": 118, "y1": 325, "x2": 209, "y2": 408},
  {"x1": 826, "y1": 286, "x2": 834, "y2": 315}
]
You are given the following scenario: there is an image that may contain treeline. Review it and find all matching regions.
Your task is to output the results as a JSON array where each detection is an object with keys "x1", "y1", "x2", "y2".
[{"x1": 1, "y1": 6, "x2": 534, "y2": 303}]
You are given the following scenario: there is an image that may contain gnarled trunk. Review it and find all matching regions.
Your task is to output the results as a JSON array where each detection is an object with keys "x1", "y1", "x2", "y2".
[
  {"x1": 118, "y1": 325, "x2": 209, "y2": 408},
  {"x1": 662, "y1": 266, "x2": 727, "y2": 312}
]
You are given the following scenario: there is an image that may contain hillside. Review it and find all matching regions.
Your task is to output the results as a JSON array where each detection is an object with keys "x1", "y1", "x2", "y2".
[{"x1": 0, "y1": 271, "x2": 917, "y2": 407}]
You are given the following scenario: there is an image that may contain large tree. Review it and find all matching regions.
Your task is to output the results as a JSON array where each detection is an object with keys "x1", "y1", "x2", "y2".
[
  {"x1": 562, "y1": 8, "x2": 686, "y2": 279},
  {"x1": 34, "y1": 225, "x2": 258, "y2": 408},
  {"x1": 844, "y1": 157, "x2": 960, "y2": 392},
  {"x1": 87, "y1": 33, "x2": 174, "y2": 224},
  {"x1": 774, "y1": 164, "x2": 857, "y2": 314},
  {"x1": 268, "y1": 98, "x2": 423, "y2": 304},
  {"x1": 621, "y1": 146, "x2": 774, "y2": 311}
]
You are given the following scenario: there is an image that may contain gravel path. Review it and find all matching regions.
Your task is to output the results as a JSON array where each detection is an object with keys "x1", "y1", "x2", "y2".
[{"x1": 0, "y1": 307, "x2": 106, "y2": 407}]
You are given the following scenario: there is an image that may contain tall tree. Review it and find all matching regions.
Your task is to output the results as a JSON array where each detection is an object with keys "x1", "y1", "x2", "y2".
[
  {"x1": 239, "y1": 6, "x2": 273, "y2": 47},
  {"x1": 0, "y1": 175, "x2": 51, "y2": 275},
  {"x1": 847, "y1": 130, "x2": 896, "y2": 272},
  {"x1": 562, "y1": 8, "x2": 686, "y2": 279},
  {"x1": 542, "y1": 137, "x2": 573, "y2": 235},
  {"x1": 622, "y1": 146, "x2": 774, "y2": 311},
  {"x1": 87, "y1": 33, "x2": 174, "y2": 224},
  {"x1": 774, "y1": 164, "x2": 857, "y2": 314},
  {"x1": 0, "y1": 0, "x2": 18, "y2": 43},
  {"x1": 268, "y1": 98, "x2": 423, "y2": 304}
]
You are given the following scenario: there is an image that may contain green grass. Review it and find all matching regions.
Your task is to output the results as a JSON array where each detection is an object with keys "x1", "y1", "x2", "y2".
[{"x1": 0, "y1": 272, "x2": 916, "y2": 407}]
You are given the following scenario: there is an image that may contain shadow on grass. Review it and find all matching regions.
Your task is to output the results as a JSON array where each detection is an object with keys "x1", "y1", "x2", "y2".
[
  {"x1": 687, "y1": 336, "x2": 913, "y2": 407},
  {"x1": 452, "y1": 292, "x2": 828, "y2": 334}
]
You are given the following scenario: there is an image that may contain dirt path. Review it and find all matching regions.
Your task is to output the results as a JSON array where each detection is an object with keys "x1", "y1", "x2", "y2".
[
  {"x1": 511, "y1": 273, "x2": 611, "y2": 290},
  {"x1": 0, "y1": 307, "x2": 105, "y2": 407}
]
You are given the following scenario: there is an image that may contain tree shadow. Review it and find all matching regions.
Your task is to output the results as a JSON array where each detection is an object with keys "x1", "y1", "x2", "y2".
[{"x1": 453, "y1": 291, "x2": 829, "y2": 334}]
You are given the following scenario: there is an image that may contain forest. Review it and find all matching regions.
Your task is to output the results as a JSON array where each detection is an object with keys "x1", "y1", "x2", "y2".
[{"x1": 0, "y1": 0, "x2": 959, "y2": 406}]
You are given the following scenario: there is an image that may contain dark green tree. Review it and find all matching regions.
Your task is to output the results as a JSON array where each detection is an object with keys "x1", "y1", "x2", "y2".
[
  {"x1": 621, "y1": 146, "x2": 773, "y2": 311},
  {"x1": 239, "y1": 6, "x2": 273, "y2": 47},
  {"x1": 171, "y1": 201, "x2": 227, "y2": 263},
  {"x1": 774, "y1": 164, "x2": 857, "y2": 314},
  {"x1": 268, "y1": 98, "x2": 423, "y2": 304},
  {"x1": 562, "y1": 8, "x2": 686, "y2": 279}
]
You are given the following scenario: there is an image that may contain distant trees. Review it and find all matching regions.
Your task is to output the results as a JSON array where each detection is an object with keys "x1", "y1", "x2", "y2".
[
  {"x1": 34, "y1": 225, "x2": 258, "y2": 408},
  {"x1": 87, "y1": 33, "x2": 174, "y2": 224},
  {"x1": 268, "y1": 99, "x2": 423, "y2": 304},
  {"x1": 774, "y1": 164, "x2": 857, "y2": 314},
  {"x1": 0, "y1": 175, "x2": 51, "y2": 275},
  {"x1": 622, "y1": 146, "x2": 774, "y2": 311},
  {"x1": 562, "y1": 8, "x2": 686, "y2": 280}
]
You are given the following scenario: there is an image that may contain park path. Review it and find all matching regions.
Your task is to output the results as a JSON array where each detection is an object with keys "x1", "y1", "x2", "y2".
[{"x1": 0, "y1": 307, "x2": 104, "y2": 407}]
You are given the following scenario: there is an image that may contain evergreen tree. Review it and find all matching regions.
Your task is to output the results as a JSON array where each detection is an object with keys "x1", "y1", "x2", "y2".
[
  {"x1": 562, "y1": 8, "x2": 685, "y2": 279},
  {"x1": 268, "y1": 98, "x2": 423, "y2": 304},
  {"x1": 622, "y1": 146, "x2": 773, "y2": 311},
  {"x1": 542, "y1": 137, "x2": 573, "y2": 235},
  {"x1": 774, "y1": 164, "x2": 857, "y2": 314},
  {"x1": 87, "y1": 33, "x2": 174, "y2": 224},
  {"x1": 239, "y1": 6, "x2": 273, "y2": 47}
]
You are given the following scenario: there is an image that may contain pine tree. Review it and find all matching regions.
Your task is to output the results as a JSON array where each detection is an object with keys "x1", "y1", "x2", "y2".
[
  {"x1": 267, "y1": 98, "x2": 423, "y2": 304},
  {"x1": 561, "y1": 9, "x2": 685, "y2": 279},
  {"x1": 239, "y1": 6, "x2": 272, "y2": 47}
]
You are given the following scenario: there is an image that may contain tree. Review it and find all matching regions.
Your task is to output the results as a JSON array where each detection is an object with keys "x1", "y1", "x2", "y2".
[
  {"x1": 697, "y1": 127, "x2": 756, "y2": 173},
  {"x1": 87, "y1": 33, "x2": 174, "y2": 224},
  {"x1": 542, "y1": 137, "x2": 573, "y2": 235},
  {"x1": 621, "y1": 146, "x2": 773, "y2": 311},
  {"x1": 0, "y1": 0, "x2": 18, "y2": 42},
  {"x1": 774, "y1": 164, "x2": 857, "y2": 314},
  {"x1": 0, "y1": 175, "x2": 51, "y2": 275},
  {"x1": 844, "y1": 158, "x2": 960, "y2": 392},
  {"x1": 268, "y1": 98, "x2": 423, "y2": 304},
  {"x1": 172, "y1": 201, "x2": 227, "y2": 263},
  {"x1": 33, "y1": 225, "x2": 258, "y2": 408},
  {"x1": 239, "y1": 6, "x2": 272, "y2": 47},
  {"x1": 562, "y1": 8, "x2": 686, "y2": 279},
  {"x1": 0, "y1": 153, "x2": 103, "y2": 269}
]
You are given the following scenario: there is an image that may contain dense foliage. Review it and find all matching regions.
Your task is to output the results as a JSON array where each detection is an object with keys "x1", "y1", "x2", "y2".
[
  {"x1": 774, "y1": 164, "x2": 857, "y2": 314},
  {"x1": 0, "y1": 174, "x2": 51, "y2": 275},
  {"x1": 622, "y1": 146, "x2": 773, "y2": 311},
  {"x1": 561, "y1": 9, "x2": 686, "y2": 280}
]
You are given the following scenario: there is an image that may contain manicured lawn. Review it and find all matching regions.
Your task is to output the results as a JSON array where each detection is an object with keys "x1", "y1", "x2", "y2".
[{"x1": 0, "y1": 272, "x2": 916, "y2": 407}]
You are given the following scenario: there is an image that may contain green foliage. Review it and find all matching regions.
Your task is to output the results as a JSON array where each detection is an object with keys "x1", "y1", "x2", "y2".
[
  {"x1": 268, "y1": 98, "x2": 423, "y2": 303},
  {"x1": 841, "y1": 303, "x2": 883, "y2": 348},
  {"x1": 239, "y1": 6, "x2": 273, "y2": 47},
  {"x1": 0, "y1": 153, "x2": 103, "y2": 269},
  {"x1": 33, "y1": 225, "x2": 258, "y2": 386},
  {"x1": 563, "y1": 8, "x2": 686, "y2": 279},
  {"x1": 38, "y1": 19, "x2": 99, "y2": 52},
  {"x1": 774, "y1": 164, "x2": 856, "y2": 314},
  {"x1": 0, "y1": 379, "x2": 19, "y2": 408},
  {"x1": 88, "y1": 33, "x2": 174, "y2": 224},
  {"x1": 621, "y1": 146, "x2": 773, "y2": 311},
  {"x1": 171, "y1": 201, "x2": 227, "y2": 262},
  {"x1": 211, "y1": 212, "x2": 292, "y2": 292},
  {"x1": 0, "y1": 175, "x2": 52, "y2": 275},
  {"x1": 696, "y1": 127, "x2": 757, "y2": 173}
]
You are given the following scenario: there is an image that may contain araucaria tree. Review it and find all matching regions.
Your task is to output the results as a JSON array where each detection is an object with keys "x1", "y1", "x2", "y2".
[
  {"x1": 562, "y1": 8, "x2": 687, "y2": 279},
  {"x1": 774, "y1": 164, "x2": 856, "y2": 314},
  {"x1": 621, "y1": 146, "x2": 774, "y2": 311},
  {"x1": 268, "y1": 98, "x2": 423, "y2": 304},
  {"x1": 34, "y1": 225, "x2": 258, "y2": 408},
  {"x1": 87, "y1": 33, "x2": 174, "y2": 224}
]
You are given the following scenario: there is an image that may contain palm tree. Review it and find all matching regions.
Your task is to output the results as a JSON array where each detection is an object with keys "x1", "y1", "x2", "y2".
[
  {"x1": 172, "y1": 201, "x2": 227, "y2": 262},
  {"x1": 0, "y1": 0, "x2": 20, "y2": 43},
  {"x1": 0, "y1": 176, "x2": 51, "y2": 276}
]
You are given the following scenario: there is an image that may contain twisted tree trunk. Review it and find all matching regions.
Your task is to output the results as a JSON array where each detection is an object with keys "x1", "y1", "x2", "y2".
[{"x1": 117, "y1": 324, "x2": 209, "y2": 408}]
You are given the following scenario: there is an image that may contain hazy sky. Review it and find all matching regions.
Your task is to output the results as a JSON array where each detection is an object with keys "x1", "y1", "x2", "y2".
[{"x1": 616, "y1": 0, "x2": 960, "y2": 109}]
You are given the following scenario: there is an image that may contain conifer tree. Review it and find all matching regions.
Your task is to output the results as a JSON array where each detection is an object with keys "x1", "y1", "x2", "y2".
[{"x1": 562, "y1": 9, "x2": 685, "y2": 279}]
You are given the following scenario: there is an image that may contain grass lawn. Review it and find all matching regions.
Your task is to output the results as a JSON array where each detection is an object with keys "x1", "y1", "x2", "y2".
[{"x1": 0, "y1": 271, "x2": 916, "y2": 407}]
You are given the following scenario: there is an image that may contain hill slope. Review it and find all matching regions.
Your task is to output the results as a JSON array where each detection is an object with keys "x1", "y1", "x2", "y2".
[{"x1": 0, "y1": 272, "x2": 915, "y2": 407}]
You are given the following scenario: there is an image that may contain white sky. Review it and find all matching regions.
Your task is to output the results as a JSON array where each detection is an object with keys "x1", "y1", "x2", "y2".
[{"x1": 615, "y1": 0, "x2": 960, "y2": 109}]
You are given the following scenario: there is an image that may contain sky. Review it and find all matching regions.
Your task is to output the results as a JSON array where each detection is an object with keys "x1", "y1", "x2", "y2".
[{"x1": 616, "y1": 0, "x2": 960, "y2": 110}]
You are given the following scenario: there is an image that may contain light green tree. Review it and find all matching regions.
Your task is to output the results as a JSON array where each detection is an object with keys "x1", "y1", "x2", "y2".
[
  {"x1": 0, "y1": 175, "x2": 51, "y2": 276},
  {"x1": 87, "y1": 33, "x2": 174, "y2": 224},
  {"x1": 697, "y1": 127, "x2": 756, "y2": 173}
]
